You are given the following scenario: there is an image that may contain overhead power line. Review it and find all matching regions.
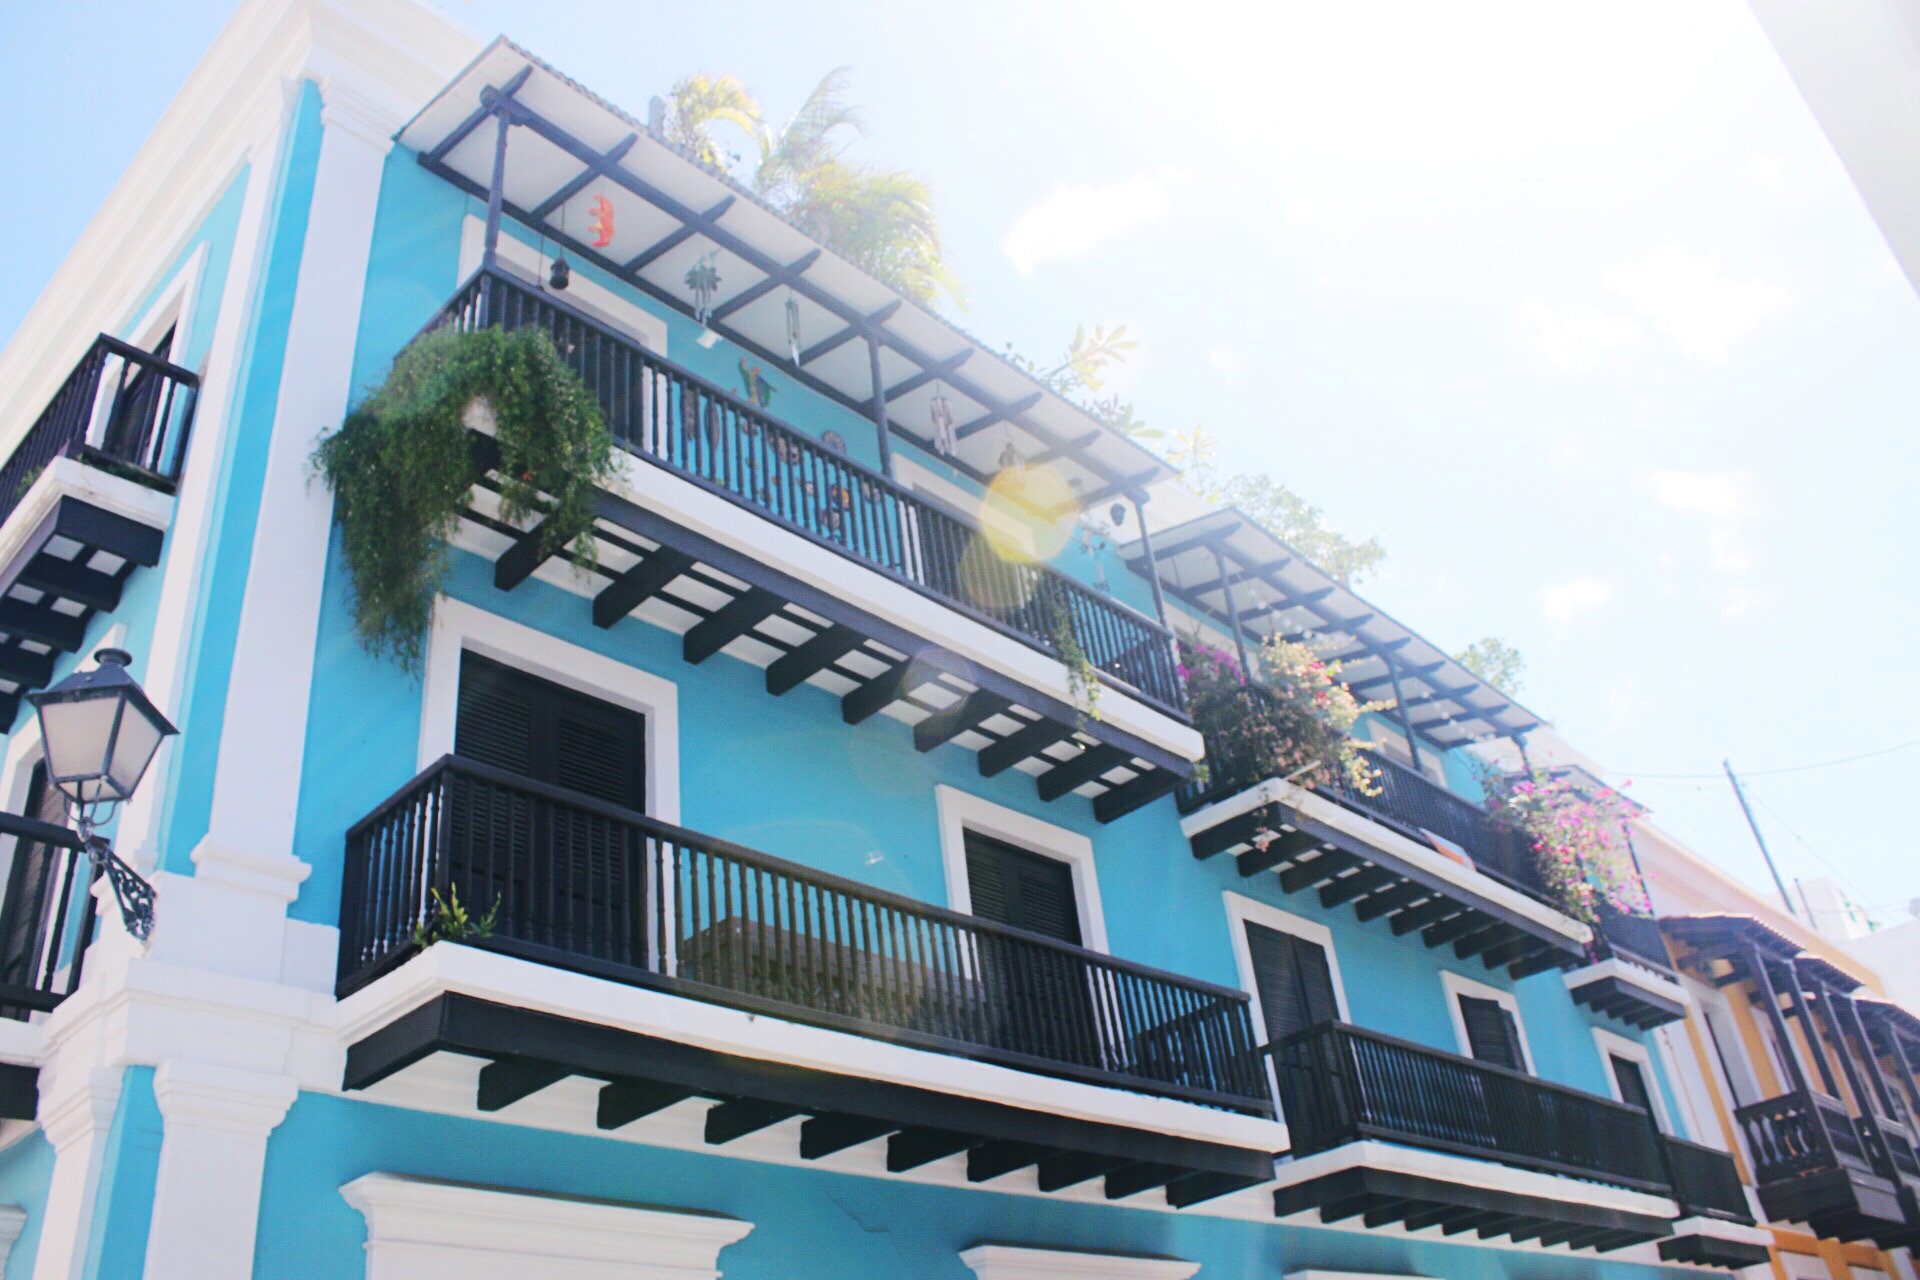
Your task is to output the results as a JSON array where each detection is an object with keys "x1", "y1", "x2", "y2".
[{"x1": 1607, "y1": 736, "x2": 1920, "y2": 782}]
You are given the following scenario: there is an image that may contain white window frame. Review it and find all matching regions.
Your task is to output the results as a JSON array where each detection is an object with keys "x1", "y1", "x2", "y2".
[
  {"x1": 1440, "y1": 969, "x2": 1535, "y2": 1073},
  {"x1": 1223, "y1": 890, "x2": 1352, "y2": 1041},
  {"x1": 1594, "y1": 1025, "x2": 1674, "y2": 1133},
  {"x1": 418, "y1": 597, "x2": 681, "y2": 826},
  {"x1": 934, "y1": 784, "x2": 1106, "y2": 953}
]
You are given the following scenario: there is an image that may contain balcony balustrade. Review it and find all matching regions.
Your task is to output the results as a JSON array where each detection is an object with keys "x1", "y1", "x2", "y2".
[
  {"x1": 338, "y1": 755, "x2": 1270, "y2": 1115},
  {"x1": 0, "y1": 333, "x2": 197, "y2": 529},
  {"x1": 433, "y1": 269, "x2": 1183, "y2": 714},
  {"x1": 0, "y1": 812, "x2": 98, "y2": 1020},
  {"x1": 1736, "y1": 1086, "x2": 1909, "y2": 1242},
  {"x1": 1660, "y1": 1133, "x2": 1753, "y2": 1222},
  {"x1": 1270, "y1": 1019, "x2": 1669, "y2": 1191}
]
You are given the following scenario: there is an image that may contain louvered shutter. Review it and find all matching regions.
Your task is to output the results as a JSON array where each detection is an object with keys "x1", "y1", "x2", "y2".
[
  {"x1": 1246, "y1": 923, "x2": 1339, "y2": 1043},
  {"x1": 0, "y1": 764, "x2": 64, "y2": 1002},
  {"x1": 962, "y1": 833, "x2": 1079, "y2": 944},
  {"x1": 1459, "y1": 995, "x2": 1525, "y2": 1071},
  {"x1": 456, "y1": 654, "x2": 536, "y2": 776}
]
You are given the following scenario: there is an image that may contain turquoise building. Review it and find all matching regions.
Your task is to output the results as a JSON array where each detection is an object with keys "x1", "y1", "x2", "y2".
[{"x1": 0, "y1": 0, "x2": 1776, "y2": 1275}]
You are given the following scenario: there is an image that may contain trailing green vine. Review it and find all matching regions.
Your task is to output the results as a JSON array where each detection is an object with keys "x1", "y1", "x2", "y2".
[
  {"x1": 311, "y1": 327, "x2": 617, "y2": 668},
  {"x1": 1039, "y1": 583, "x2": 1102, "y2": 724}
]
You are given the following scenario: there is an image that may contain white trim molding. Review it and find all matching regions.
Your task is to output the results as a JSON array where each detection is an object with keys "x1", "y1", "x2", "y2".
[
  {"x1": 1286, "y1": 1272, "x2": 1431, "y2": 1280},
  {"x1": 1223, "y1": 892, "x2": 1352, "y2": 1031},
  {"x1": 1561, "y1": 956, "x2": 1690, "y2": 1014},
  {"x1": 0, "y1": 1204, "x2": 24, "y2": 1271},
  {"x1": 1180, "y1": 778, "x2": 1589, "y2": 946},
  {"x1": 420, "y1": 596, "x2": 682, "y2": 825},
  {"x1": 342, "y1": 1172, "x2": 753, "y2": 1280},
  {"x1": 1439, "y1": 970, "x2": 1535, "y2": 1073},
  {"x1": 1592, "y1": 1026, "x2": 1674, "y2": 1134},
  {"x1": 935, "y1": 785, "x2": 1107, "y2": 952},
  {"x1": 960, "y1": 1244, "x2": 1200, "y2": 1280},
  {"x1": 143, "y1": 1060, "x2": 299, "y2": 1277}
]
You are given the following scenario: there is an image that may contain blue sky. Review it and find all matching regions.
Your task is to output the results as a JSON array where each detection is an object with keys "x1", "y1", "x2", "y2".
[{"x1": 4, "y1": 1, "x2": 1916, "y2": 919}]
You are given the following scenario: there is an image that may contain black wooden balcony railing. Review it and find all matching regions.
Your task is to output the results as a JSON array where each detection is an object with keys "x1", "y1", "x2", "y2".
[
  {"x1": 338, "y1": 755, "x2": 1270, "y2": 1113},
  {"x1": 1179, "y1": 683, "x2": 1551, "y2": 904},
  {"x1": 432, "y1": 268, "x2": 1183, "y2": 713},
  {"x1": 1596, "y1": 904, "x2": 1676, "y2": 972},
  {"x1": 0, "y1": 811, "x2": 98, "y2": 1021},
  {"x1": 0, "y1": 334, "x2": 199, "y2": 529},
  {"x1": 1661, "y1": 1134, "x2": 1754, "y2": 1222},
  {"x1": 1270, "y1": 1019, "x2": 1670, "y2": 1192},
  {"x1": 1736, "y1": 1087, "x2": 1878, "y2": 1184}
]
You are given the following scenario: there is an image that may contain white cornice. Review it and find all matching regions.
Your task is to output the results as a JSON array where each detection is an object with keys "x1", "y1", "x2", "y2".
[
  {"x1": 0, "y1": 0, "x2": 478, "y2": 460},
  {"x1": 960, "y1": 1245, "x2": 1199, "y2": 1280}
]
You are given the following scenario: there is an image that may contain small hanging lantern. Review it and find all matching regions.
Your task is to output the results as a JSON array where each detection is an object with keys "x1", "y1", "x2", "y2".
[
  {"x1": 548, "y1": 254, "x2": 571, "y2": 291},
  {"x1": 998, "y1": 426, "x2": 1021, "y2": 473},
  {"x1": 785, "y1": 292, "x2": 802, "y2": 363},
  {"x1": 686, "y1": 251, "x2": 721, "y2": 328},
  {"x1": 929, "y1": 385, "x2": 956, "y2": 457},
  {"x1": 1108, "y1": 501, "x2": 1127, "y2": 529}
]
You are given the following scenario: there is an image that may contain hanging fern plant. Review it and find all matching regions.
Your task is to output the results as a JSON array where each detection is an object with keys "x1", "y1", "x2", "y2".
[{"x1": 311, "y1": 326, "x2": 617, "y2": 668}]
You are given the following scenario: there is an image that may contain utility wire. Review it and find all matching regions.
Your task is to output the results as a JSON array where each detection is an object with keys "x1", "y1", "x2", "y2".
[
  {"x1": 1748, "y1": 790, "x2": 1876, "y2": 908},
  {"x1": 1606, "y1": 736, "x2": 1920, "y2": 782}
]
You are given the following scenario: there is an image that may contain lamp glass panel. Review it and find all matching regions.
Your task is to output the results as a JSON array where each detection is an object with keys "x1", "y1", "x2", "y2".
[
  {"x1": 105, "y1": 709, "x2": 165, "y2": 799},
  {"x1": 38, "y1": 697, "x2": 121, "y2": 795}
]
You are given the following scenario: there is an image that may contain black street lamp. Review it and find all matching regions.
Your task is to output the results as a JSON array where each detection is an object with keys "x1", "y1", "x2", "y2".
[{"x1": 26, "y1": 649, "x2": 175, "y2": 942}]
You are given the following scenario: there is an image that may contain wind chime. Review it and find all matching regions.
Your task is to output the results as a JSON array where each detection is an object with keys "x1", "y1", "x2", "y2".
[
  {"x1": 928, "y1": 383, "x2": 956, "y2": 457},
  {"x1": 548, "y1": 203, "x2": 572, "y2": 290},
  {"x1": 686, "y1": 251, "x2": 721, "y2": 328},
  {"x1": 785, "y1": 290, "x2": 802, "y2": 363},
  {"x1": 998, "y1": 425, "x2": 1021, "y2": 474}
]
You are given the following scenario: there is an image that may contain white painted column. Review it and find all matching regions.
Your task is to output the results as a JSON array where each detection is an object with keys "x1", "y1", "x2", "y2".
[
  {"x1": 112, "y1": 84, "x2": 294, "y2": 880},
  {"x1": 166, "y1": 74, "x2": 401, "y2": 982},
  {"x1": 141, "y1": 1061, "x2": 297, "y2": 1280},
  {"x1": 30, "y1": 1066, "x2": 122, "y2": 1280}
]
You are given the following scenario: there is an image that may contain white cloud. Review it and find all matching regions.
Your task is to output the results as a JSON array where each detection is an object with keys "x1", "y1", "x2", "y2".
[
  {"x1": 1608, "y1": 245, "x2": 1788, "y2": 361},
  {"x1": 1705, "y1": 529, "x2": 1751, "y2": 573},
  {"x1": 1003, "y1": 168, "x2": 1183, "y2": 275},
  {"x1": 1539, "y1": 575, "x2": 1614, "y2": 634},
  {"x1": 1517, "y1": 298, "x2": 1642, "y2": 372},
  {"x1": 1650, "y1": 469, "x2": 1751, "y2": 517}
]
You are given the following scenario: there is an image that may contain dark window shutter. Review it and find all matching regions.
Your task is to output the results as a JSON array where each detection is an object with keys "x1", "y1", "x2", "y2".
[
  {"x1": 456, "y1": 652, "x2": 644, "y2": 811},
  {"x1": 1611, "y1": 1054, "x2": 1664, "y2": 1132},
  {"x1": 1459, "y1": 995, "x2": 1525, "y2": 1071},
  {"x1": 962, "y1": 832, "x2": 1080, "y2": 944},
  {"x1": 1246, "y1": 922, "x2": 1338, "y2": 1043},
  {"x1": 0, "y1": 764, "x2": 68, "y2": 998}
]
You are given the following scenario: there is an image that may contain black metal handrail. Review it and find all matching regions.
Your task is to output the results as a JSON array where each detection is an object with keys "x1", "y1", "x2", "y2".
[
  {"x1": 0, "y1": 811, "x2": 98, "y2": 1021},
  {"x1": 431, "y1": 268, "x2": 1183, "y2": 713},
  {"x1": 1178, "y1": 682, "x2": 1553, "y2": 904},
  {"x1": 1596, "y1": 904, "x2": 1677, "y2": 973},
  {"x1": 1736, "y1": 1087, "x2": 1877, "y2": 1184},
  {"x1": 1269, "y1": 1019, "x2": 1670, "y2": 1192},
  {"x1": 0, "y1": 334, "x2": 199, "y2": 528},
  {"x1": 1661, "y1": 1134, "x2": 1753, "y2": 1223},
  {"x1": 338, "y1": 754, "x2": 1269, "y2": 1113}
]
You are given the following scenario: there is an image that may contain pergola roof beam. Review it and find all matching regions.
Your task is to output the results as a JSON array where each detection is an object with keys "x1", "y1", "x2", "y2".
[
  {"x1": 882, "y1": 350, "x2": 972, "y2": 402},
  {"x1": 799, "y1": 302, "x2": 900, "y2": 366},
  {"x1": 625, "y1": 196, "x2": 734, "y2": 272},
  {"x1": 711, "y1": 249, "x2": 820, "y2": 322},
  {"x1": 954, "y1": 393, "x2": 1044, "y2": 441},
  {"x1": 532, "y1": 131, "x2": 638, "y2": 220}
]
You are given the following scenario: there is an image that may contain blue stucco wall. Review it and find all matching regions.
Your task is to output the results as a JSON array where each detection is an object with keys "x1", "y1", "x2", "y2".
[{"x1": 253, "y1": 1090, "x2": 1683, "y2": 1280}]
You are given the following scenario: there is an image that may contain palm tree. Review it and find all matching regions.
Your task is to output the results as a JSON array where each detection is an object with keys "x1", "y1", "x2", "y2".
[
  {"x1": 662, "y1": 72, "x2": 761, "y2": 170},
  {"x1": 661, "y1": 68, "x2": 962, "y2": 309}
]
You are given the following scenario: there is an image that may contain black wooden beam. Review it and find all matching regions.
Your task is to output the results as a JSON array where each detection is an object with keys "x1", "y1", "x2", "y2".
[
  {"x1": 0, "y1": 1064, "x2": 36, "y2": 1122},
  {"x1": 1036, "y1": 743, "x2": 1130, "y2": 802},
  {"x1": 19, "y1": 558, "x2": 121, "y2": 614},
  {"x1": 704, "y1": 1098, "x2": 801, "y2": 1145},
  {"x1": 883, "y1": 350, "x2": 972, "y2": 402},
  {"x1": 766, "y1": 624, "x2": 864, "y2": 696},
  {"x1": 967, "y1": 1141, "x2": 1053, "y2": 1183},
  {"x1": 799, "y1": 1113, "x2": 895, "y2": 1159},
  {"x1": 1036, "y1": 1151, "x2": 1132, "y2": 1192},
  {"x1": 427, "y1": 67, "x2": 531, "y2": 164},
  {"x1": 1094, "y1": 768, "x2": 1184, "y2": 824},
  {"x1": 532, "y1": 132, "x2": 639, "y2": 220},
  {"x1": 1164, "y1": 1170, "x2": 1266, "y2": 1209},
  {"x1": 683, "y1": 587, "x2": 783, "y2": 664},
  {"x1": 0, "y1": 648, "x2": 55, "y2": 689},
  {"x1": 1105, "y1": 1162, "x2": 1182, "y2": 1199},
  {"x1": 0, "y1": 599, "x2": 86, "y2": 651},
  {"x1": 476, "y1": 1057, "x2": 568, "y2": 1111},
  {"x1": 597, "y1": 1079, "x2": 695, "y2": 1130},
  {"x1": 915, "y1": 691, "x2": 1012, "y2": 753},
  {"x1": 1238, "y1": 828, "x2": 1323, "y2": 878},
  {"x1": 1479, "y1": 933, "x2": 1537, "y2": 971},
  {"x1": 955, "y1": 393, "x2": 1043, "y2": 441},
  {"x1": 1354, "y1": 881, "x2": 1430, "y2": 923},
  {"x1": 1190, "y1": 804, "x2": 1283, "y2": 861},
  {"x1": 493, "y1": 518, "x2": 553, "y2": 592},
  {"x1": 625, "y1": 196, "x2": 735, "y2": 272},
  {"x1": 1279, "y1": 849, "x2": 1362, "y2": 895},
  {"x1": 887, "y1": 1127, "x2": 976, "y2": 1172},
  {"x1": 1391, "y1": 897, "x2": 1461, "y2": 936},
  {"x1": 799, "y1": 302, "x2": 901, "y2": 366},
  {"x1": 1451, "y1": 920, "x2": 1512, "y2": 961},
  {"x1": 592, "y1": 547, "x2": 695, "y2": 628},
  {"x1": 978, "y1": 719, "x2": 1070, "y2": 778},
  {"x1": 712, "y1": 250, "x2": 821, "y2": 323},
  {"x1": 842, "y1": 656, "x2": 917, "y2": 725},
  {"x1": 1320, "y1": 866, "x2": 1397, "y2": 909},
  {"x1": 1422, "y1": 910, "x2": 1490, "y2": 948}
]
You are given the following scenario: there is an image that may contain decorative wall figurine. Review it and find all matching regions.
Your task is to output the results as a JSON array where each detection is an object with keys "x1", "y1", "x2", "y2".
[{"x1": 588, "y1": 195, "x2": 615, "y2": 248}]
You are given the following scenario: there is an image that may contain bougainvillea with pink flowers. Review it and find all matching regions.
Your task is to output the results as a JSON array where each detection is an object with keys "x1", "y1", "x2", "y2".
[
  {"x1": 1482, "y1": 768, "x2": 1651, "y2": 925},
  {"x1": 1180, "y1": 637, "x2": 1385, "y2": 796}
]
